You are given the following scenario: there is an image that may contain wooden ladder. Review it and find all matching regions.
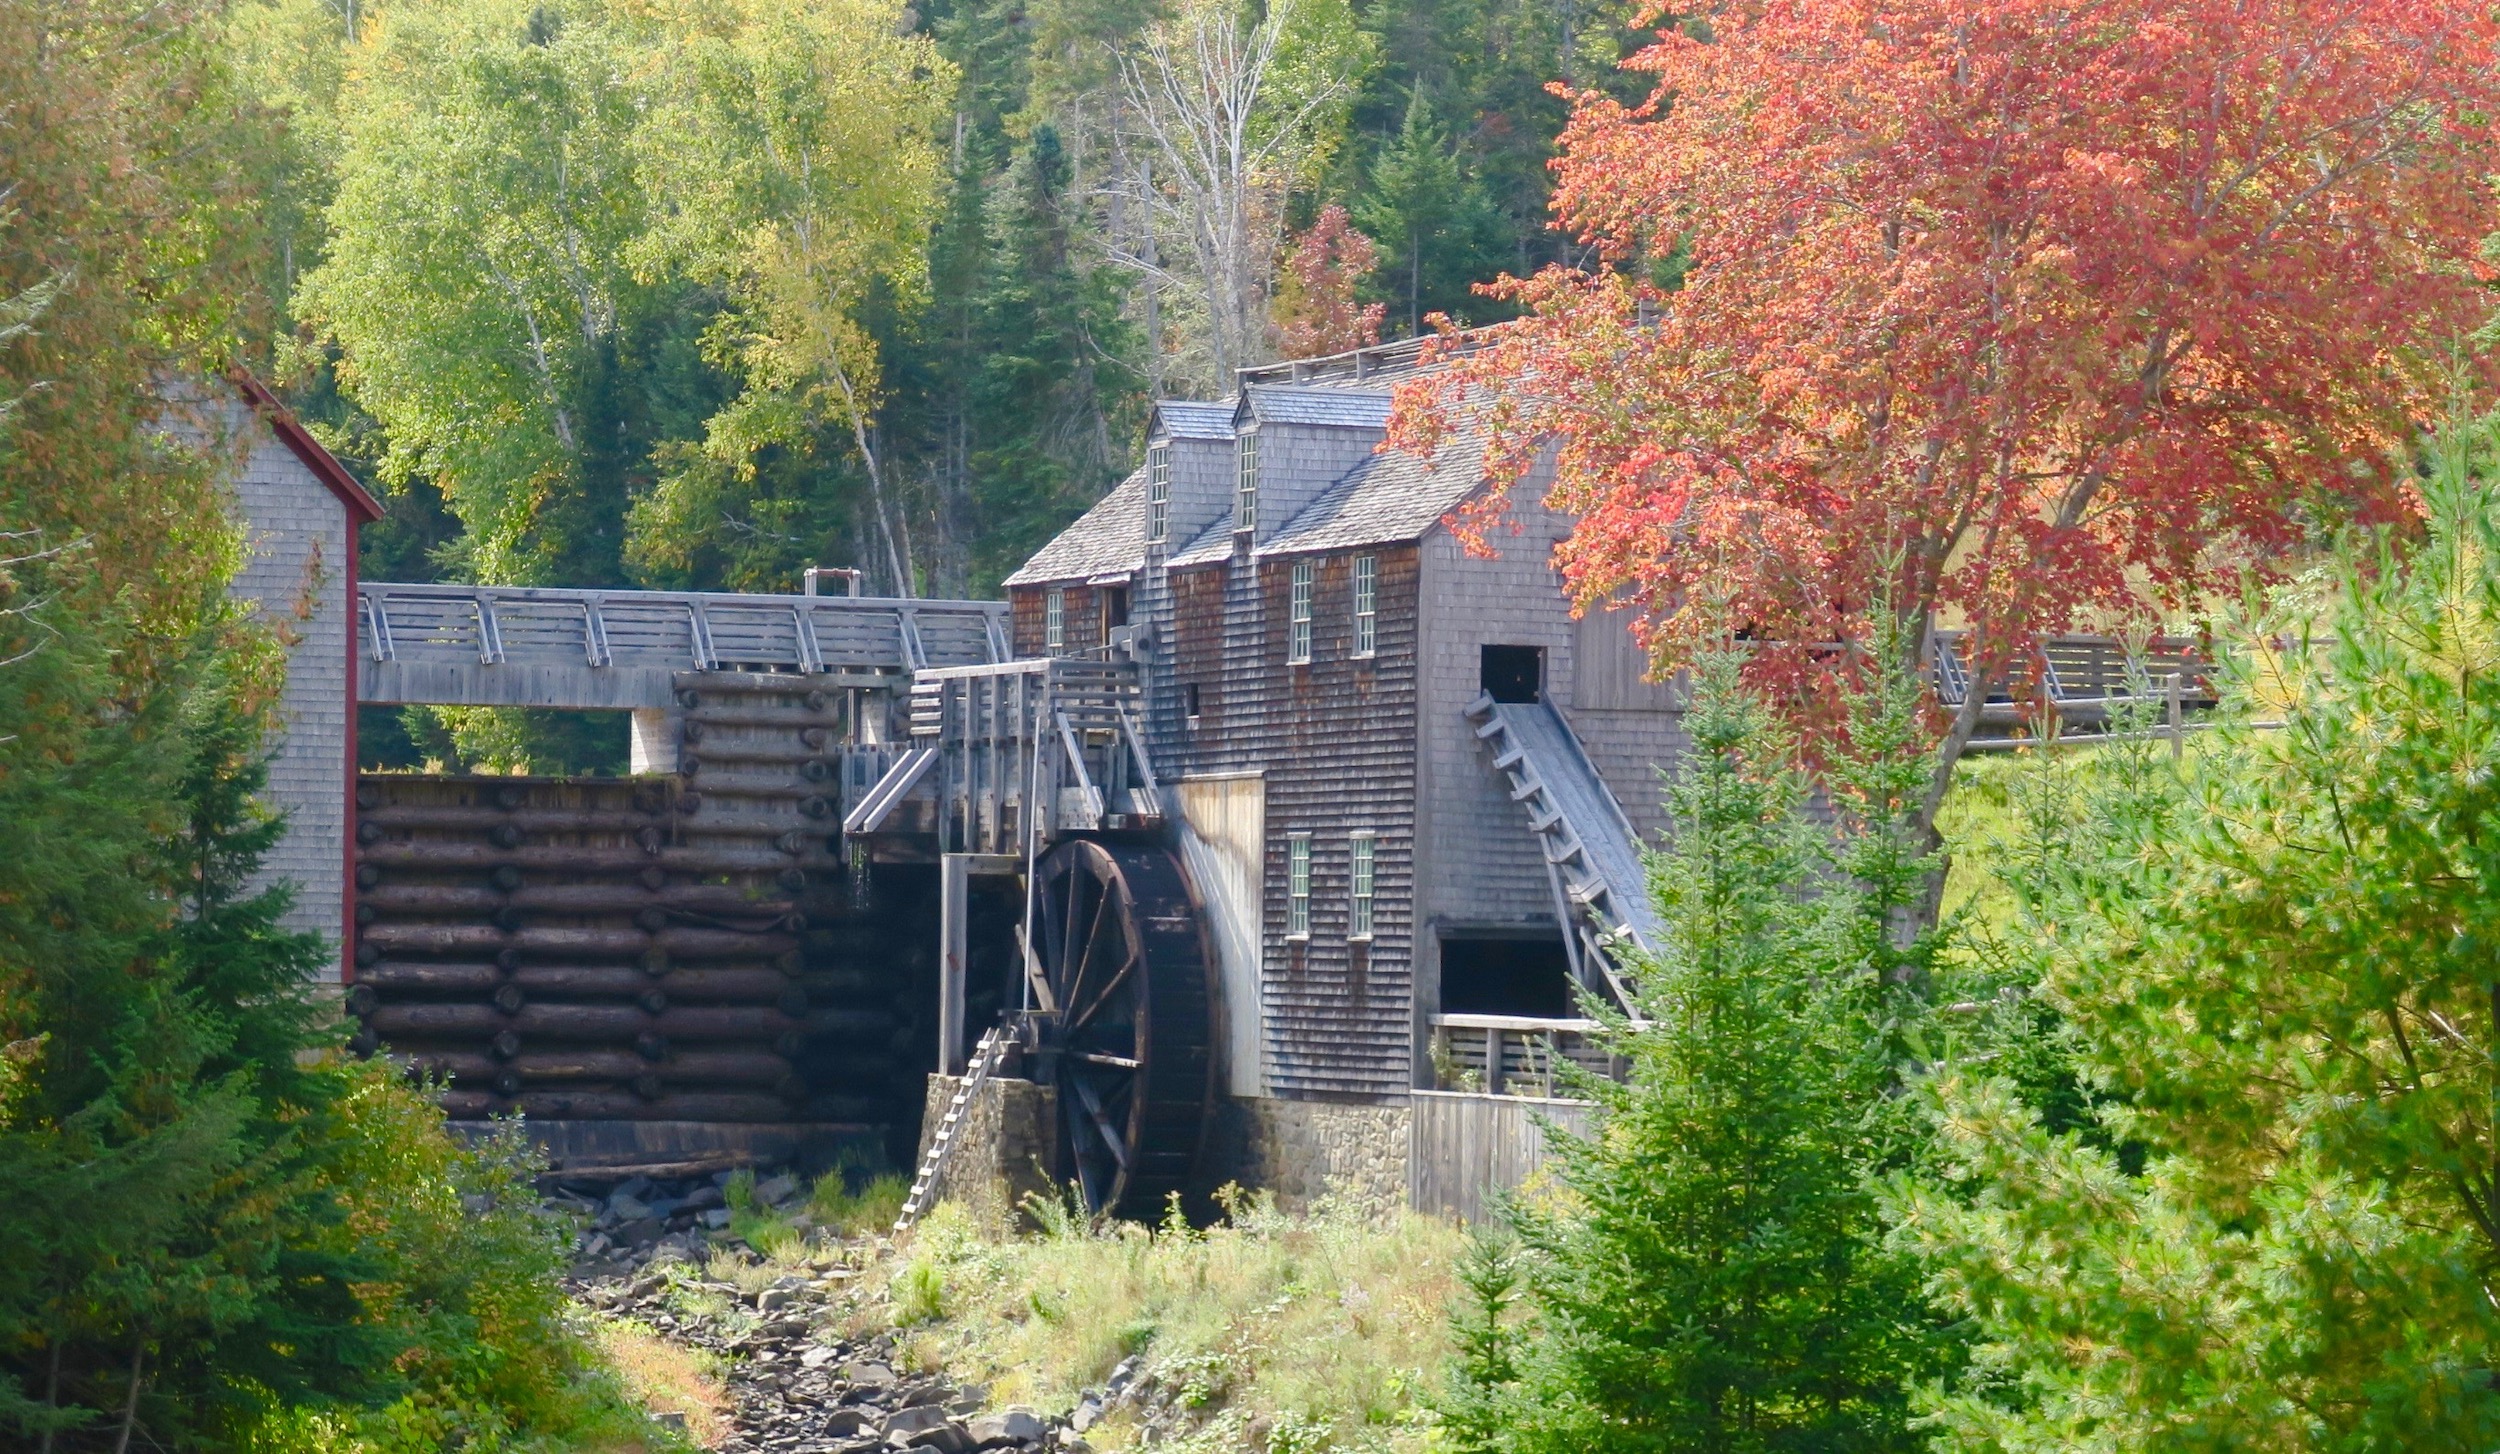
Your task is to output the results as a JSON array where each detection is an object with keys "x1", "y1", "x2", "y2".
[
  {"x1": 891, "y1": 1024, "x2": 1016, "y2": 1233},
  {"x1": 1466, "y1": 698, "x2": 1641, "y2": 1012}
]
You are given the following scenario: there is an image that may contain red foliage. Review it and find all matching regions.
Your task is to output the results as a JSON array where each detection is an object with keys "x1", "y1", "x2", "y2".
[
  {"x1": 1274, "y1": 204, "x2": 1386, "y2": 359},
  {"x1": 1392, "y1": 0, "x2": 2500, "y2": 740}
]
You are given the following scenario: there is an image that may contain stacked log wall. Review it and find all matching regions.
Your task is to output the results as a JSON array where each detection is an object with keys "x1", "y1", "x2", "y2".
[{"x1": 349, "y1": 672, "x2": 938, "y2": 1165}]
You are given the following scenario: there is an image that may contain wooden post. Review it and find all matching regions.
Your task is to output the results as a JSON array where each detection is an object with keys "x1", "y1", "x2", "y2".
[
  {"x1": 1484, "y1": 1027, "x2": 1505, "y2": 1096},
  {"x1": 2167, "y1": 671, "x2": 2184, "y2": 761},
  {"x1": 939, "y1": 853, "x2": 971, "y2": 1077}
]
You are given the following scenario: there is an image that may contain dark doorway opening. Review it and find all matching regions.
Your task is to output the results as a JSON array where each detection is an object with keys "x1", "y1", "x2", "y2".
[
  {"x1": 1101, "y1": 586, "x2": 1130, "y2": 632},
  {"x1": 1439, "y1": 930, "x2": 1575, "y2": 1016},
  {"x1": 1480, "y1": 645, "x2": 1544, "y2": 704}
]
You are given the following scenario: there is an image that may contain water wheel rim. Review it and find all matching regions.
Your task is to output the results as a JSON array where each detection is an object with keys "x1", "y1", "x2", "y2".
[{"x1": 1032, "y1": 838, "x2": 1212, "y2": 1218}]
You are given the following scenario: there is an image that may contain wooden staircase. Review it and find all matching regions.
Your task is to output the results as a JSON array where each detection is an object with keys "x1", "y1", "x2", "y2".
[
  {"x1": 891, "y1": 1023, "x2": 1018, "y2": 1233},
  {"x1": 1466, "y1": 694, "x2": 1659, "y2": 1012}
]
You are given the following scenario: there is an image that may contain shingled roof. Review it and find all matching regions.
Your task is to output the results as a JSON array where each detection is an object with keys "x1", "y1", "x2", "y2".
[
  {"x1": 1152, "y1": 398, "x2": 1238, "y2": 441},
  {"x1": 1237, "y1": 385, "x2": 1394, "y2": 430},
  {"x1": 1255, "y1": 416, "x2": 1492, "y2": 559},
  {"x1": 1003, "y1": 468, "x2": 1147, "y2": 587},
  {"x1": 1009, "y1": 377, "x2": 1501, "y2": 586}
]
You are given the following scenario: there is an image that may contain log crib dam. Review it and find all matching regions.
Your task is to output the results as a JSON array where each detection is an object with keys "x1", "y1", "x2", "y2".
[{"x1": 350, "y1": 582, "x2": 1014, "y2": 1172}]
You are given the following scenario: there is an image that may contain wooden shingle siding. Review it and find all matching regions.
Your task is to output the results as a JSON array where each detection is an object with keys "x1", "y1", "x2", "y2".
[
  {"x1": 1253, "y1": 547, "x2": 1420, "y2": 1098},
  {"x1": 1414, "y1": 512, "x2": 1579, "y2": 934},
  {"x1": 228, "y1": 424, "x2": 352, "y2": 974},
  {"x1": 1009, "y1": 582, "x2": 1105, "y2": 658}
]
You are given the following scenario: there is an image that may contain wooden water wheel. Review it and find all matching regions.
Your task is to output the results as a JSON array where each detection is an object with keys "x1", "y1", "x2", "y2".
[{"x1": 1029, "y1": 837, "x2": 1216, "y2": 1218}]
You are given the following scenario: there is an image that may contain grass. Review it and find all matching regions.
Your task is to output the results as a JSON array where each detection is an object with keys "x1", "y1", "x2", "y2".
[
  {"x1": 835, "y1": 1191, "x2": 1470, "y2": 1453},
  {"x1": 593, "y1": 1318, "x2": 731, "y2": 1448}
]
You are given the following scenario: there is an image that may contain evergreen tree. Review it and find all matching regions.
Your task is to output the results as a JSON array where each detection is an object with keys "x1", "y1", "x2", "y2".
[
  {"x1": 1899, "y1": 414, "x2": 2500, "y2": 1453},
  {"x1": 1353, "y1": 92, "x2": 1507, "y2": 333},
  {"x1": 1447, "y1": 649, "x2": 1950, "y2": 1454}
]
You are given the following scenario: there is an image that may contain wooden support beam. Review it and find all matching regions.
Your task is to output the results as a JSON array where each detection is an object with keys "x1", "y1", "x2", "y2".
[{"x1": 938, "y1": 852, "x2": 972, "y2": 1077}]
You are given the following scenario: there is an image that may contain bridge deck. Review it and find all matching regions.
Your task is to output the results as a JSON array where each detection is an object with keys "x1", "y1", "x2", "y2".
[{"x1": 357, "y1": 583, "x2": 1010, "y2": 709}]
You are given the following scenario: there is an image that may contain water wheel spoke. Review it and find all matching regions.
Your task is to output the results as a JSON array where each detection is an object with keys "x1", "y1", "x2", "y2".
[
  {"x1": 1066, "y1": 951, "x2": 1139, "y2": 1034},
  {"x1": 1068, "y1": 1073, "x2": 1130, "y2": 1170},
  {"x1": 1070, "y1": 1049, "x2": 1141, "y2": 1070},
  {"x1": 1059, "y1": 879, "x2": 1117, "y2": 1026}
]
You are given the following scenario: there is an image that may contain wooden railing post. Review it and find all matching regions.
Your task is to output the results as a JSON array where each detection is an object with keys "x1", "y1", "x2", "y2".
[
  {"x1": 2167, "y1": 671, "x2": 2184, "y2": 761},
  {"x1": 1485, "y1": 1027, "x2": 1505, "y2": 1096}
]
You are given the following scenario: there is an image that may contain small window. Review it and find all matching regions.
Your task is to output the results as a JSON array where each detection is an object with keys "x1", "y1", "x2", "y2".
[
  {"x1": 1044, "y1": 588, "x2": 1064, "y2": 650},
  {"x1": 1286, "y1": 835, "x2": 1311, "y2": 938},
  {"x1": 1481, "y1": 644, "x2": 1542, "y2": 704},
  {"x1": 1288, "y1": 560, "x2": 1313, "y2": 664},
  {"x1": 1352, "y1": 554, "x2": 1376, "y2": 657},
  {"x1": 1147, "y1": 444, "x2": 1171, "y2": 544},
  {"x1": 1349, "y1": 833, "x2": 1375, "y2": 939},
  {"x1": 1185, "y1": 682, "x2": 1203, "y2": 722},
  {"x1": 1236, "y1": 430, "x2": 1259, "y2": 532}
]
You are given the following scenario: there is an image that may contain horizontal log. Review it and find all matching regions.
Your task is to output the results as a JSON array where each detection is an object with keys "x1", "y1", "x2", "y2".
[
  {"x1": 683, "y1": 702, "x2": 854, "y2": 728},
  {"x1": 363, "y1": 805, "x2": 668, "y2": 834},
  {"x1": 359, "y1": 923, "x2": 505, "y2": 956},
  {"x1": 358, "y1": 960, "x2": 502, "y2": 993},
  {"x1": 801, "y1": 1007, "x2": 899, "y2": 1038},
  {"x1": 437, "y1": 1089, "x2": 498, "y2": 1118},
  {"x1": 360, "y1": 882, "x2": 796, "y2": 919},
  {"x1": 396, "y1": 1047, "x2": 799, "y2": 1088},
  {"x1": 494, "y1": 1090, "x2": 801, "y2": 1123},
  {"x1": 652, "y1": 1005, "x2": 802, "y2": 1041},
  {"x1": 357, "y1": 840, "x2": 825, "y2": 874}
]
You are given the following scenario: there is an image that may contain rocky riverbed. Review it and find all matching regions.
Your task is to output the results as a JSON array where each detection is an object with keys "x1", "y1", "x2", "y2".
[{"x1": 555, "y1": 1167, "x2": 1106, "y2": 1453}]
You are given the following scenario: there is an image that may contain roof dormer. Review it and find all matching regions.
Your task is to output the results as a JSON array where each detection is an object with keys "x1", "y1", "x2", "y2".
[
  {"x1": 1144, "y1": 398, "x2": 1237, "y2": 557},
  {"x1": 1229, "y1": 385, "x2": 1392, "y2": 547}
]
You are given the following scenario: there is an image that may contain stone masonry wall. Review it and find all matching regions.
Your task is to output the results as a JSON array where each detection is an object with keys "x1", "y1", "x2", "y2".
[
  {"x1": 915, "y1": 1074, "x2": 1059, "y2": 1232},
  {"x1": 1200, "y1": 1095, "x2": 1410, "y2": 1216}
]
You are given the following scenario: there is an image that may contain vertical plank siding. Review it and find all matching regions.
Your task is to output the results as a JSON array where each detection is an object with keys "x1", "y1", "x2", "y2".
[{"x1": 1407, "y1": 1089, "x2": 1593, "y2": 1224}]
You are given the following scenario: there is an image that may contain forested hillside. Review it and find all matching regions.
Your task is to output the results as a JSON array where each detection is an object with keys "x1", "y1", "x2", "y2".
[{"x1": 235, "y1": 0, "x2": 1643, "y2": 610}]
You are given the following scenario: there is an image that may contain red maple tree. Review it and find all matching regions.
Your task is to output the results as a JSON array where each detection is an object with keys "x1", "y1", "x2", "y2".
[
  {"x1": 1392, "y1": 0, "x2": 2500, "y2": 823},
  {"x1": 1274, "y1": 204, "x2": 1387, "y2": 359}
]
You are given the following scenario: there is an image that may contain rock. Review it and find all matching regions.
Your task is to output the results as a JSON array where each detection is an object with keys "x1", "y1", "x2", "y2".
[
  {"x1": 614, "y1": 1217, "x2": 665, "y2": 1246},
  {"x1": 654, "y1": 1411, "x2": 688, "y2": 1433},
  {"x1": 703, "y1": 1207, "x2": 732, "y2": 1229},
  {"x1": 608, "y1": 1191, "x2": 655, "y2": 1223},
  {"x1": 757, "y1": 1287, "x2": 796, "y2": 1312},
  {"x1": 880, "y1": 1406, "x2": 949, "y2": 1440},
  {"x1": 801, "y1": 1345, "x2": 840, "y2": 1369},
  {"x1": 843, "y1": 1362, "x2": 897, "y2": 1388},
  {"x1": 899, "y1": 1422, "x2": 974, "y2": 1454},
  {"x1": 684, "y1": 1184, "x2": 725, "y2": 1210},
  {"x1": 966, "y1": 1409, "x2": 1046, "y2": 1448},
  {"x1": 1067, "y1": 1395, "x2": 1103, "y2": 1433},
  {"x1": 754, "y1": 1172, "x2": 800, "y2": 1207},
  {"x1": 816, "y1": 1408, "x2": 873, "y2": 1437}
]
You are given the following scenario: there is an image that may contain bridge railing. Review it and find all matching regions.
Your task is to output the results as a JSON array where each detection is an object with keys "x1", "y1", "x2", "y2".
[{"x1": 357, "y1": 583, "x2": 1010, "y2": 709}]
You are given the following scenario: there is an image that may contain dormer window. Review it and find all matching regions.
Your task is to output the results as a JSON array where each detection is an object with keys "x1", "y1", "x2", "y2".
[
  {"x1": 1147, "y1": 444, "x2": 1170, "y2": 544},
  {"x1": 1235, "y1": 429, "x2": 1258, "y2": 533}
]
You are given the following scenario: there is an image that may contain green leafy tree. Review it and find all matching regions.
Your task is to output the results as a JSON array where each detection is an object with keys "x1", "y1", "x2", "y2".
[
  {"x1": 1450, "y1": 649, "x2": 1950, "y2": 1454},
  {"x1": 301, "y1": 0, "x2": 650, "y2": 589},
  {"x1": 1898, "y1": 417, "x2": 2500, "y2": 1453}
]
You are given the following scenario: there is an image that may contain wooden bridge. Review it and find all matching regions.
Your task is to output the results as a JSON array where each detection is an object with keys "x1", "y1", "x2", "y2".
[{"x1": 356, "y1": 582, "x2": 1011, "y2": 709}]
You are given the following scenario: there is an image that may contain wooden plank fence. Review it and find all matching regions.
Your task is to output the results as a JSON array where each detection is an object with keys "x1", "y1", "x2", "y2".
[{"x1": 1408, "y1": 1089, "x2": 1594, "y2": 1225}]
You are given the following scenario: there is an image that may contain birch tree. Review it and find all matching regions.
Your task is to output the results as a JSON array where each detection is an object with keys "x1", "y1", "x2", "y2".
[{"x1": 1111, "y1": 0, "x2": 1370, "y2": 390}]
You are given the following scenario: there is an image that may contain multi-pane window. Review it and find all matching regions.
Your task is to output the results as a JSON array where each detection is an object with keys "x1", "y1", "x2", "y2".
[
  {"x1": 1147, "y1": 444, "x2": 1171, "y2": 544},
  {"x1": 1235, "y1": 429, "x2": 1259, "y2": 532},
  {"x1": 1288, "y1": 559, "x2": 1314, "y2": 664},
  {"x1": 1349, "y1": 833, "x2": 1375, "y2": 939},
  {"x1": 1352, "y1": 554, "x2": 1377, "y2": 657},
  {"x1": 1044, "y1": 587, "x2": 1064, "y2": 650},
  {"x1": 1286, "y1": 835, "x2": 1311, "y2": 938}
]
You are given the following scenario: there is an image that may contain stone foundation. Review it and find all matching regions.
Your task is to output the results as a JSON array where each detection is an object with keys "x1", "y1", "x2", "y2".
[
  {"x1": 1202, "y1": 1094, "x2": 1410, "y2": 1216},
  {"x1": 914, "y1": 1074, "x2": 1059, "y2": 1231}
]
